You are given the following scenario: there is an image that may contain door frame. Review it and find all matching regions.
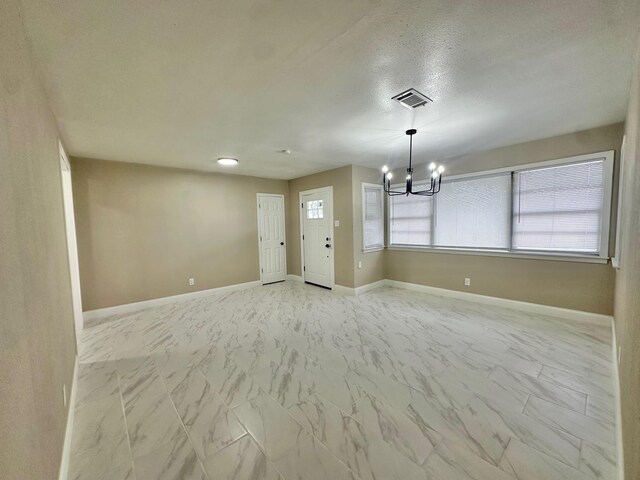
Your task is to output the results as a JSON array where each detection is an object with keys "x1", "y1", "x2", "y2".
[
  {"x1": 59, "y1": 141, "x2": 84, "y2": 333},
  {"x1": 256, "y1": 193, "x2": 287, "y2": 285},
  {"x1": 299, "y1": 186, "x2": 335, "y2": 289}
]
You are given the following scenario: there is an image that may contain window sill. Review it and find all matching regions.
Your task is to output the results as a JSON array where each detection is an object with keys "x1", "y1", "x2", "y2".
[
  {"x1": 386, "y1": 245, "x2": 609, "y2": 264},
  {"x1": 362, "y1": 246, "x2": 385, "y2": 253}
]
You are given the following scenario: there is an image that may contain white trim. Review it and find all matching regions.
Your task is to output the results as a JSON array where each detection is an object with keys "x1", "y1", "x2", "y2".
[
  {"x1": 600, "y1": 151, "x2": 615, "y2": 259},
  {"x1": 333, "y1": 285, "x2": 355, "y2": 295},
  {"x1": 59, "y1": 141, "x2": 84, "y2": 332},
  {"x1": 318, "y1": 278, "x2": 611, "y2": 325},
  {"x1": 384, "y1": 279, "x2": 611, "y2": 326},
  {"x1": 299, "y1": 186, "x2": 335, "y2": 289},
  {"x1": 361, "y1": 182, "x2": 384, "y2": 251},
  {"x1": 362, "y1": 247, "x2": 385, "y2": 253},
  {"x1": 612, "y1": 320, "x2": 625, "y2": 480},
  {"x1": 387, "y1": 246, "x2": 609, "y2": 264},
  {"x1": 256, "y1": 193, "x2": 287, "y2": 285},
  {"x1": 58, "y1": 356, "x2": 78, "y2": 480},
  {"x1": 287, "y1": 274, "x2": 303, "y2": 282},
  {"x1": 354, "y1": 279, "x2": 387, "y2": 295},
  {"x1": 58, "y1": 141, "x2": 70, "y2": 171},
  {"x1": 612, "y1": 135, "x2": 626, "y2": 269},
  {"x1": 83, "y1": 280, "x2": 261, "y2": 324},
  {"x1": 443, "y1": 150, "x2": 616, "y2": 182}
]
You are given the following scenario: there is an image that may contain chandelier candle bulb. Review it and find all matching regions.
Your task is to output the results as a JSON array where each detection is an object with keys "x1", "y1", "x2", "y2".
[
  {"x1": 429, "y1": 162, "x2": 437, "y2": 171},
  {"x1": 382, "y1": 165, "x2": 389, "y2": 173}
]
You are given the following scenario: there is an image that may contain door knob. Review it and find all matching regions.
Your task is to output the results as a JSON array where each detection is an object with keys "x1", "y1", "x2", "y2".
[
  {"x1": 325, "y1": 243, "x2": 331, "y2": 248},
  {"x1": 280, "y1": 242, "x2": 284, "y2": 246}
]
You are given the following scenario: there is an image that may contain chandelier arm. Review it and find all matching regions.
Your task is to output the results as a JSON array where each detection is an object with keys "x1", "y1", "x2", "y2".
[
  {"x1": 385, "y1": 188, "x2": 410, "y2": 196},
  {"x1": 383, "y1": 181, "x2": 407, "y2": 196},
  {"x1": 412, "y1": 189, "x2": 436, "y2": 196}
]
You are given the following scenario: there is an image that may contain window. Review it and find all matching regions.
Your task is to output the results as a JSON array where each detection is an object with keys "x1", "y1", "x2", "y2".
[
  {"x1": 362, "y1": 183, "x2": 384, "y2": 249},
  {"x1": 512, "y1": 160, "x2": 605, "y2": 253},
  {"x1": 306, "y1": 199, "x2": 323, "y2": 219},
  {"x1": 390, "y1": 190, "x2": 433, "y2": 246},
  {"x1": 434, "y1": 174, "x2": 511, "y2": 249},
  {"x1": 388, "y1": 151, "x2": 613, "y2": 260}
]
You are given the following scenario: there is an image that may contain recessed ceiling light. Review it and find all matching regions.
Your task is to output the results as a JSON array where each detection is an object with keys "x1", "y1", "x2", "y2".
[{"x1": 217, "y1": 157, "x2": 238, "y2": 166}]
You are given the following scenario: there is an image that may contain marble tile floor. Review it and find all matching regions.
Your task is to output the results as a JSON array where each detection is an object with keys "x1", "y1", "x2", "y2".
[{"x1": 70, "y1": 281, "x2": 617, "y2": 480}]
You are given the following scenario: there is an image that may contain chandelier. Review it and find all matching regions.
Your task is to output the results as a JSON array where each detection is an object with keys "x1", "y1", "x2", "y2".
[{"x1": 382, "y1": 129, "x2": 444, "y2": 196}]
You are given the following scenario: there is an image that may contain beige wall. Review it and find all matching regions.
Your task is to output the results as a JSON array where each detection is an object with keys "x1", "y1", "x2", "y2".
[
  {"x1": 386, "y1": 250, "x2": 614, "y2": 314},
  {"x1": 384, "y1": 123, "x2": 622, "y2": 315},
  {"x1": 71, "y1": 158, "x2": 289, "y2": 311},
  {"x1": 352, "y1": 165, "x2": 385, "y2": 288},
  {"x1": 0, "y1": 1, "x2": 77, "y2": 479},
  {"x1": 287, "y1": 166, "x2": 355, "y2": 288},
  {"x1": 614, "y1": 31, "x2": 640, "y2": 480}
]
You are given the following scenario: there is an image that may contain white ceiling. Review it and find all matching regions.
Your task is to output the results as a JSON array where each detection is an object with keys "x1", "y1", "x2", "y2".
[{"x1": 20, "y1": 0, "x2": 640, "y2": 179}]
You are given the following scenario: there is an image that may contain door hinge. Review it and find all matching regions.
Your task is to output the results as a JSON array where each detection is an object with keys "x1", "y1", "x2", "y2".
[
  {"x1": 303, "y1": 266, "x2": 306, "y2": 271},
  {"x1": 260, "y1": 236, "x2": 262, "y2": 241},
  {"x1": 302, "y1": 234, "x2": 304, "y2": 240},
  {"x1": 301, "y1": 203, "x2": 304, "y2": 208},
  {"x1": 261, "y1": 268, "x2": 263, "y2": 273}
]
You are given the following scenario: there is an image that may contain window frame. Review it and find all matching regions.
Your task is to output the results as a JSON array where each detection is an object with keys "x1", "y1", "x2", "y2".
[
  {"x1": 386, "y1": 150, "x2": 614, "y2": 262},
  {"x1": 362, "y1": 182, "x2": 385, "y2": 252}
]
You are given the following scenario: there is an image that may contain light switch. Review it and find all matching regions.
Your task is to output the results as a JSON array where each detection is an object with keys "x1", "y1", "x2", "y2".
[{"x1": 334, "y1": 220, "x2": 340, "y2": 227}]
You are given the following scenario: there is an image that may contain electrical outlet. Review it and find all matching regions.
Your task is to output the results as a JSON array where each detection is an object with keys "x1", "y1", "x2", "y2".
[
  {"x1": 358, "y1": 261, "x2": 362, "y2": 269},
  {"x1": 62, "y1": 384, "x2": 67, "y2": 408},
  {"x1": 618, "y1": 346, "x2": 622, "y2": 365},
  {"x1": 464, "y1": 277, "x2": 471, "y2": 286},
  {"x1": 188, "y1": 278, "x2": 195, "y2": 286}
]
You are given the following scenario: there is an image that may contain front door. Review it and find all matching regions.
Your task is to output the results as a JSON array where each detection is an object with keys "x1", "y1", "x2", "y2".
[
  {"x1": 301, "y1": 188, "x2": 333, "y2": 289},
  {"x1": 258, "y1": 194, "x2": 286, "y2": 285}
]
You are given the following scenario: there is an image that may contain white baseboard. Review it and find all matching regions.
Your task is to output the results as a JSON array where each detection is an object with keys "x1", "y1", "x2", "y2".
[
  {"x1": 333, "y1": 284, "x2": 356, "y2": 295},
  {"x1": 354, "y1": 279, "x2": 387, "y2": 295},
  {"x1": 612, "y1": 319, "x2": 625, "y2": 480},
  {"x1": 58, "y1": 356, "x2": 78, "y2": 480},
  {"x1": 293, "y1": 277, "x2": 611, "y2": 326},
  {"x1": 83, "y1": 280, "x2": 261, "y2": 324},
  {"x1": 84, "y1": 275, "x2": 611, "y2": 328},
  {"x1": 383, "y1": 279, "x2": 612, "y2": 326}
]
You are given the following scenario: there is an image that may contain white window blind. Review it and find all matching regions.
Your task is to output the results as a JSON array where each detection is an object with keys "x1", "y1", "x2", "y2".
[
  {"x1": 512, "y1": 160, "x2": 605, "y2": 253},
  {"x1": 363, "y1": 184, "x2": 384, "y2": 249},
  {"x1": 434, "y1": 174, "x2": 511, "y2": 249},
  {"x1": 390, "y1": 192, "x2": 433, "y2": 246}
]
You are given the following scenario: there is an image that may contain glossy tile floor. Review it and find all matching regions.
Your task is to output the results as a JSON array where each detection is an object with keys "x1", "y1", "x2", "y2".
[{"x1": 70, "y1": 281, "x2": 616, "y2": 480}]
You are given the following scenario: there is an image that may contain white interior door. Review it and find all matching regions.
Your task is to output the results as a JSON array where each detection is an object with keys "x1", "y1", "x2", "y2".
[
  {"x1": 258, "y1": 194, "x2": 286, "y2": 285},
  {"x1": 301, "y1": 188, "x2": 334, "y2": 289},
  {"x1": 59, "y1": 142, "x2": 84, "y2": 332}
]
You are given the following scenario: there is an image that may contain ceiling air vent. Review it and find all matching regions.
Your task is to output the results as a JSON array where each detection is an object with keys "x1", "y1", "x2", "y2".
[{"x1": 392, "y1": 88, "x2": 432, "y2": 109}]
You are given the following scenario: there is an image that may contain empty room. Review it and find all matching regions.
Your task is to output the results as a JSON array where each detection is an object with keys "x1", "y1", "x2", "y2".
[{"x1": 2, "y1": 1, "x2": 640, "y2": 480}]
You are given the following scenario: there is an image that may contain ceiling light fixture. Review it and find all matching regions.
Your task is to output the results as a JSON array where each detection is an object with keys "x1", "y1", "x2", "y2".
[
  {"x1": 382, "y1": 129, "x2": 444, "y2": 197},
  {"x1": 217, "y1": 157, "x2": 238, "y2": 166}
]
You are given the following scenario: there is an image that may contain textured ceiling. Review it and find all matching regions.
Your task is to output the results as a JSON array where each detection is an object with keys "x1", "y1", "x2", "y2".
[{"x1": 20, "y1": 0, "x2": 640, "y2": 179}]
